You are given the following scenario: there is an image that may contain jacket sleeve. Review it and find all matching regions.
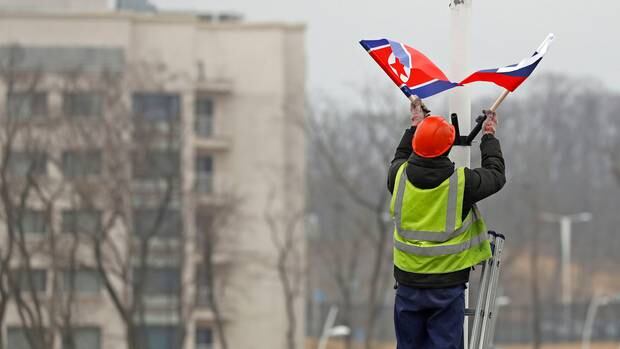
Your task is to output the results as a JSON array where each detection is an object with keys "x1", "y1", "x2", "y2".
[
  {"x1": 464, "y1": 134, "x2": 506, "y2": 203},
  {"x1": 387, "y1": 126, "x2": 415, "y2": 194}
]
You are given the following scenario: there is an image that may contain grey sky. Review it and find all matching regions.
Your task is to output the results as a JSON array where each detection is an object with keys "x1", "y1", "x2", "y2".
[{"x1": 152, "y1": 0, "x2": 620, "y2": 102}]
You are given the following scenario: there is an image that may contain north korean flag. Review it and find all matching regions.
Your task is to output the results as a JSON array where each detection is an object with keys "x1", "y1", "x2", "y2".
[{"x1": 360, "y1": 39, "x2": 457, "y2": 99}]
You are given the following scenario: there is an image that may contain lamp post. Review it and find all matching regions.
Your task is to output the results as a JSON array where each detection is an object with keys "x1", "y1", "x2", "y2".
[
  {"x1": 581, "y1": 293, "x2": 620, "y2": 349},
  {"x1": 317, "y1": 306, "x2": 351, "y2": 349},
  {"x1": 540, "y1": 211, "x2": 592, "y2": 336},
  {"x1": 449, "y1": 0, "x2": 472, "y2": 170},
  {"x1": 449, "y1": 1, "x2": 472, "y2": 347}
]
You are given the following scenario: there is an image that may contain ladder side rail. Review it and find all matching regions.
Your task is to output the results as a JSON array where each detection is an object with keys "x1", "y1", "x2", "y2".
[
  {"x1": 477, "y1": 238, "x2": 502, "y2": 349},
  {"x1": 469, "y1": 234, "x2": 496, "y2": 349},
  {"x1": 481, "y1": 237, "x2": 505, "y2": 348},
  {"x1": 469, "y1": 259, "x2": 491, "y2": 349}
]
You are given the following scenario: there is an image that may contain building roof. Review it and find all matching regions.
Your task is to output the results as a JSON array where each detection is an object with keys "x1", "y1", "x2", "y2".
[{"x1": 0, "y1": 10, "x2": 305, "y2": 31}]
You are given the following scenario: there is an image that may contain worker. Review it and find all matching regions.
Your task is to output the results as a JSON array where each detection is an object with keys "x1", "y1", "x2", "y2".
[{"x1": 388, "y1": 98, "x2": 506, "y2": 349}]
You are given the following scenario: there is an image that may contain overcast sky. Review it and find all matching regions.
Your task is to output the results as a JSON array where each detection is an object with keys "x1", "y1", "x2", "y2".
[{"x1": 152, "y1": 0, "x2": 620, "y2": 103}]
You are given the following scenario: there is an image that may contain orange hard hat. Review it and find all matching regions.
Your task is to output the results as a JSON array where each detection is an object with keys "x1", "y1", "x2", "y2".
[{"x1": 412, "y1": 116, "x2": 456, "y2": 158}]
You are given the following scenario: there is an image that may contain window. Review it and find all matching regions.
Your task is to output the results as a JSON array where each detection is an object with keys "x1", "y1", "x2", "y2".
[
  {"x1": 7, "y1": 152, "x2": 47, "y2": 176},
  {"x1": 195, "y1": 327, "x2": 214, "y2": 349},
  {"x1": 133, "y1": 93, "x2": 180, "y2": 122},
  {"x1": 7, "y1": 92, "x2": 47, "y2": 119},
  {"x1": 63, "y1": 269, "x2": 101, "y2": 294},
  {"x1": 7, "y1": 327, "x2": 50, "y2": 349},
  {"x1": 63, "y1": 92, "x2": 102, "y2": 118},
  {"x1": 13, "y1": 209, "x2": 47, "y2": 234},
  {"x1": 195, "y1": 97, "x2": 214, "y2": 137},
  {"x1": 62, "y1": 209, "x2": 101, "y2": 235},
  {"x1": 139, "y1": 326, "x2": 180, "y2": 349},
  {"x1": 132, "y1": 267, "x2": 180, "y2": 296},
  {"x1": 133, "y1": 209, "x2": 181, "y2": 239},
  {"x1": 7, "y1": 327, "x2": 31, "y2": 349},
  {"x1": 62, "y1": 150, "x2": 102, "y2": 177},
  {"x1": 195, "y1": 155, "x2": 213, "y2": 194},
  {"x1": 12, "y1": 269, "x2": 47, "y2": 292},
  {"x1": 62, "y1": 327, "x2": 101, "y2": 349},
  {"x1": 132, "y1": 150, "x2": 180, "y2": 180}
]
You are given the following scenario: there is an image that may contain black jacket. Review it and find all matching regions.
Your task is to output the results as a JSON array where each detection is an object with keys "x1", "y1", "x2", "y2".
[{"x1": 388, "y1": 126, "x2": 506, "y2": 288}]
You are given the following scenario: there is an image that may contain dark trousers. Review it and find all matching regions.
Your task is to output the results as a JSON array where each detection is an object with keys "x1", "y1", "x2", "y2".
[{"x1": 394, "y1": 284, "x2": 466, "y2": 349}]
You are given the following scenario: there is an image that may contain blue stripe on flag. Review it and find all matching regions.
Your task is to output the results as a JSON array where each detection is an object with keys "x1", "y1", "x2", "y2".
[
  {"x1": 388, "y1": 40, "x2": 411, "y2": 68},
  {"x1": 359, "y1": 39, "x2": 389, "y2": 51},
  {"x1": 502, "y1": 58, "x2": 542, "y2": 77},
  {"x1": 411, "y1": 80, "x2": 458, "y2": 99}
]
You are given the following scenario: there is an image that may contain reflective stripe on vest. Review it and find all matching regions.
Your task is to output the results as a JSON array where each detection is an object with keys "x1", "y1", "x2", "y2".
[
  {"x1": 393, "y1": 224, "x2": 487, "y2": 256},
  {"x1": 393, "y1": 166, "x2": 475, "y2": 243}
]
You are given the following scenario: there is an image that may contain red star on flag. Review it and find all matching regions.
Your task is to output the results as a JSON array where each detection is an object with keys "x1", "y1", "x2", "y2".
[{"x1": 390, "y1": 58, "x2": 408, "y2": 78}]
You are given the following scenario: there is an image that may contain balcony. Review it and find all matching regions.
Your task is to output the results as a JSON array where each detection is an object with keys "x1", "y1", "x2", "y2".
[
  {"x1": 193, "y1": 296, "x2": 234, "y2": 321},
  {"x1": 195, "y1": 78, "x2": 234, "y2": 94},
  {"x1": 194, "y1": 136, "x2": 231, "y2": 152}
]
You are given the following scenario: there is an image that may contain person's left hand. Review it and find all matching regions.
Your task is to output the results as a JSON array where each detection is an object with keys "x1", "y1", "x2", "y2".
[{"x1": 410, "y1": 98, "x2": 428, "y2": 127}]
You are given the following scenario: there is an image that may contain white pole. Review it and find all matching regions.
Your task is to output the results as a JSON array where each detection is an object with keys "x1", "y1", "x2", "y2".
[
  {"x1": 450, "y1": 2, "x2": 472, "y2": 348},
  {"x1": 449, "y1": 0, "x2": 472, "y2": 169},
  {"x1": 317, "y1": 306, "x2": 338, "y2": 349},
  {"x1": 541, "y1": 212, "x2": 591, "y2": 337},
  {"x1": 560, "y1": 216, "x2": 572, "y2": 334},
  {"x1": 581, "y1": 295, "x2": 606, "y2": 349},
  {"x1": 582, "y1": 294, "x2": 620, "y2": 349}
]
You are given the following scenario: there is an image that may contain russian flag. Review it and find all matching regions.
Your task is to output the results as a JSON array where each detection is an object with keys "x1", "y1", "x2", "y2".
[
  {"x1": 460, "y1": 33, "x2": 555, "y2": 91},
  {"x1": 360, "y1": 39, "x2": 458, "y2": 99}
]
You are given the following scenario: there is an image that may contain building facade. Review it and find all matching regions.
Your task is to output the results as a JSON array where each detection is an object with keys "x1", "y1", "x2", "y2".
[{"x1": 0, "y1": 6, "x2": 305, "y2": 349}]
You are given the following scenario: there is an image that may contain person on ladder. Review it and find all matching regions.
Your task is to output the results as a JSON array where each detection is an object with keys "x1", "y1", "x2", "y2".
[{"x1": 388, "y1": 98, "x2": 506, "y2": 349}]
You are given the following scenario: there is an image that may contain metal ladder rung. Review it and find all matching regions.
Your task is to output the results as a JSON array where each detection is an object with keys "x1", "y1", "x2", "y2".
[{"x1": 465, "y1": 308, "x2": 476, "y2": 316}]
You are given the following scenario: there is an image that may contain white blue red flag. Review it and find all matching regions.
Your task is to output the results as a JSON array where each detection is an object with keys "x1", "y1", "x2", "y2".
[
  {"x1": 459, "y1": 33, "x2": 555, "y2": 91},
  {"x1": 359, "y1": 39, "x2": 457, "y2": 99}
]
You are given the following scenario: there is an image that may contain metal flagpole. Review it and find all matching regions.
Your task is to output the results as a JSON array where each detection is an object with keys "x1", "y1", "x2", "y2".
[{"x1": 449, "y1": 1, "x2": 472, "y2": 347}]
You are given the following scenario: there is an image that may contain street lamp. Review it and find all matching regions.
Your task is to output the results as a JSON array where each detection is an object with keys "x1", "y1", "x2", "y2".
[
  {"x1": 448, "y1": 0, "x2": 473, "y2": 345},
  {"x1": 540, "y1": 211, "x2": 592, "y2": 336},
  {"x1": 326, "y1": 325, "x2": 351, "y2": 338},
  {"x1": 581, "y1": 293, "x2": 620, "y2": 349},
  {"x1": 317, "y1": 306, "x2": 351, "y2": 349}
]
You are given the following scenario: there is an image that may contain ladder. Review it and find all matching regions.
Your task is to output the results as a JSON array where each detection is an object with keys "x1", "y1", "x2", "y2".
[{"x1": 465, "y1": 231, "x2": 506, "y2": 349}]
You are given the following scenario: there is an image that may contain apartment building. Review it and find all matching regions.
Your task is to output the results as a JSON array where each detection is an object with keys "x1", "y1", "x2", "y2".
[{"x1": 0, "y1": 4, "x2": 305, "y2": 349}]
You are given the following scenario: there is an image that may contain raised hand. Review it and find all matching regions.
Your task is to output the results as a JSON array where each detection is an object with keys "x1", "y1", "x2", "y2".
[{"x1": 482, "y1": 110, "x2": 498, "y2": 136}]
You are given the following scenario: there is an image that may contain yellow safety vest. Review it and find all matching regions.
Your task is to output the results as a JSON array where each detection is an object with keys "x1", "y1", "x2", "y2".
[{"x1": 390, "y1": 163, "x2": 492, "y2": 274}]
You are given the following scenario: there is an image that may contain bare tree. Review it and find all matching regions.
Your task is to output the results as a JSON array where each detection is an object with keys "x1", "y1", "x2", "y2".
[
  {"x1": 308, "y1": 86, "x2": 408, "y2": 348},
  {"x1": 307, "y1": 74, "x2": 620, "y2": 347},
  {"x1": 0, "y1": 50, "x2": 124, "y2": 349},
  {"x1": 0, "y1": 51, "x2": 195, "y2": 349},
  {"x1": 0, "y1": 44, "x2": 71, "y2": 349},
  {"x1": 308, "y1": 201, "x2": 361, "y2": 349},
  {"x1": 263, "y1": 182, "x2": 305, "y2": 349},
  {"x1": 194, "y1": 194, "x2": 240, "y2": 349},
  {"x1": 59, "y1": 63, "x2": 193, "y2": 349},
  {"x1": 472, "y1": 74, "x2": 620, "y2": 345}
]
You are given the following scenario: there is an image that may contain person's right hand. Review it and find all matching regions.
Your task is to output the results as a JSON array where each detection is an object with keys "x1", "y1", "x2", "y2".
[
  {"x1": 410, "y1": 98, "x2": 429, "y2": 127},
  {"x1": 482, "y1": 110, "x2": 498, "y2": 136}
]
